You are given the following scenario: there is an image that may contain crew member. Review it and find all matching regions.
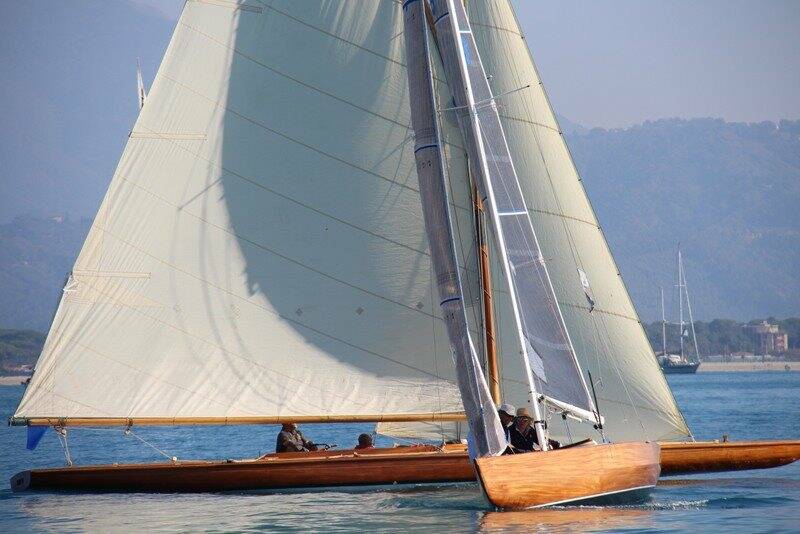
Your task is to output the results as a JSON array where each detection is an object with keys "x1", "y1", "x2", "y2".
[
  {"x1": 510, "y1": 407, "x2": 561, "y2": 451},
  {"x1": 354, "y1": 433, "x2": 374, "y2": 450},
  {"x1": 275, "y1": 422, "x2": 318, "y2": 453}
]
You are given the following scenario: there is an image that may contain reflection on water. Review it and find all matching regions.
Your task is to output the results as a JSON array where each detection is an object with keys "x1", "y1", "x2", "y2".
[{"x1": 479, "y1": 506, "x2": 653, "y2": 532}]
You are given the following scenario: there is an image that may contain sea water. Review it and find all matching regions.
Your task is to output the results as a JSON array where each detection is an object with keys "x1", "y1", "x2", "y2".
[{"x1": 1, "y1": 372, "x2": 798, "y2": 533}]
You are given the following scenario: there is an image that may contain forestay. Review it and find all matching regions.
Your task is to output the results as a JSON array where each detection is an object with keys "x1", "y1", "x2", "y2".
[{"x1": 14, "y1": 0, "x2": 479, "y2": 425}]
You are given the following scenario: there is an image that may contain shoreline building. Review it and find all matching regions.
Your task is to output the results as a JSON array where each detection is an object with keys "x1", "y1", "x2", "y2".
[{"x1": 745, "y1": 321, "x2": 789, "y2": 355}]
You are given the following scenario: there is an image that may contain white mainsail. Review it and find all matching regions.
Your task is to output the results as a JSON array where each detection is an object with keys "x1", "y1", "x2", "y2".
[
  {"x1": 465, "y1": 0, "x2": 690, "y2": 442},
  {"x1": 14, "y1": 0, "x2": 476, "y2": 424}
]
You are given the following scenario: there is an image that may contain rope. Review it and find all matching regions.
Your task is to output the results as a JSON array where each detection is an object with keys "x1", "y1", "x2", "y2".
[
  {"x1": 124, "y1": 427, "x2": 177, "y2": 462},
  {"x1": 54, "y1": 426, "x2": 73, "y2": 466}
]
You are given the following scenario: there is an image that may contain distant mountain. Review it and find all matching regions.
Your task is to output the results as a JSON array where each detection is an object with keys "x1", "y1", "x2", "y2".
[
  {"x1": 0, "y1": 215, "x2": 91, "y2": 330},
  {"x1": 566, "y1": 118, "x2": 800, "y2": 321},
  {"x1": 1, "y1": 118, "x2": 798, "y2": 331},
  {"x1": 0, "y1": 329, "x2": 45, "y2": 375},
  {"x1": 556, "y1": 115, "x2": 589, "y2": 136}
]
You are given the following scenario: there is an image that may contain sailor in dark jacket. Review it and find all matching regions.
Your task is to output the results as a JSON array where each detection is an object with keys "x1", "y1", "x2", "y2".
[
  {"x1": 275, "y1": 422, "x2": 318, "y2": 453},
  {"x1": 509, "y1": 407, "x2": 560, "y2": 451}
]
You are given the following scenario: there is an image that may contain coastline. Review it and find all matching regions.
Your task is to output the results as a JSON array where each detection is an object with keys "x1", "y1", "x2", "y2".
[
  {"x1": 0, "y1": 376, "x2": 29, "y2": 386},
  {"x1": 698, "y1": 362, "x2": 797, "y2": 372}
]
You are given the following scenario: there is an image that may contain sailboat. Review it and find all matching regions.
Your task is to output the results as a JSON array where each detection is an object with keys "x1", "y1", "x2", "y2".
[
  {"x1": 658, "y1": 248, "x2": 701, "y2": 374},
  {"x1": 9, "y1": 0, "x2": 798, "y2": 506}
]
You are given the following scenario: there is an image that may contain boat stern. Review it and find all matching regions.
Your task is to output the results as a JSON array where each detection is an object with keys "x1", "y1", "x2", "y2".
[{"x1": 10, "y1": 470, "x2": 31, "y2": 492}]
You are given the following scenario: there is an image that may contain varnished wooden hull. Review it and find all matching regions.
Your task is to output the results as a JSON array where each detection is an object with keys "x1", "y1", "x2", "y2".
[
  {"x1": 12, "y1": 440, "x2": 800, "y2": 493},
  {"x1": 660, "y1": 440, "x2": 800, "y2": 475},
  {"x1": 474, "y1": 442, "x2": 661, "y2": 509},
  {"x1": 10, "y1": 445, "x2": 473, "y2": 493}
]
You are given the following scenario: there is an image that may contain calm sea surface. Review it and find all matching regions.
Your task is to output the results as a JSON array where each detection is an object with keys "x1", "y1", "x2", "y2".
[{"x1": 1, "y1": 372, "x2": 799, "y2": 533}]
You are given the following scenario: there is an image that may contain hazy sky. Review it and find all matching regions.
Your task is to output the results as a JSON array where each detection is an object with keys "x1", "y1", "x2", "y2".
[{"x1": 132, "y1": 0, "x2": 800, "y2": 127}]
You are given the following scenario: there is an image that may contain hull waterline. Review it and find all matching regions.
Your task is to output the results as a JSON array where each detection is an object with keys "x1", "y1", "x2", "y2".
[
  {"x1": 10, "y1": 445, "x2": 472, "y2": 493},
  {"x1": 11, "y1": 440, "x2": 800, "y2": 493}
]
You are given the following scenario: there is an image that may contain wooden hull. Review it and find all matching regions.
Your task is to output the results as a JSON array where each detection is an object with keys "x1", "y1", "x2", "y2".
[
  {"x1": 10, "y1": 445, "x2": 473, "y2": 493},
  {"x1": 12, "y1": 440, "x2": 800, "y2": 494},
  {"x1": 660, "y1": 440, "x2": 800, "y2": 475},
  {"x1": 473, "y1": 442, "x2": 660, "y2": 509}
]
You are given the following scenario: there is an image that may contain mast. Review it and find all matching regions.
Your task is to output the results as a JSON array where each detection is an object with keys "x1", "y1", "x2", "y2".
[
  {"x1": 682, "y1": 253, "x2": 701, "y2": 363},
  {"x1": 661, "y1": 287, "x2": 667, "y2": 358},
  {"x1": 475, "y1": 191, "x2": 501, "y2": 404},
  {"x1": 677, "y1": 247, "x2": 685, "y2": 359}
]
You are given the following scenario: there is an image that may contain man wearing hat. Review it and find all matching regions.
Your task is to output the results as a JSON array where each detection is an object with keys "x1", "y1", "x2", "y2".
[{"x1": 510, "y1": 406, "x2": 561, "y2": 452}]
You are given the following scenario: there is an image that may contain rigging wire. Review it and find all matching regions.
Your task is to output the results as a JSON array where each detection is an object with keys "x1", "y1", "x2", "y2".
[{"x1": 124, "y1": 426, "x2": 178, "y2": 462}]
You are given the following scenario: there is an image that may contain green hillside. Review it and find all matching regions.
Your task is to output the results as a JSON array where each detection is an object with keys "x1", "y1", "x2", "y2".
[
  {"x1": 567, "y1": 118, "x2": 800, "y2": 321},
  {"x1": 0, "y1": 118, "x2": 798, "y2": 330}
]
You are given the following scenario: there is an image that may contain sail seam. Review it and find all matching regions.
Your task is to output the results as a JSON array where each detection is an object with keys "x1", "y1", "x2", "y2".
[
  {"x1": 177, "y1": 23, "x2": 465, "y2": 153},
  {"x1": 468, "y1": 21, "x2": 522, "y2": 38},
  {"x1": 88, "y1": 212, "x2": 481, "y2": 384},
  {"x1": 190, "y1": 0, "x2": 263, "y2": 13},
  {"x1": 112, "y1": 175, "x2": 440, "y2": 321},
  {"x1": 498, "y1": 114, "x2": 560, "y2": 134},
  {"x1": 71, "y1": 269, "x2": 457, "y2": 398},
  {"x1": 528, "y1": 208, "x2": 599, "y2": 228},
  {"x1": 49, "y1": 337, "x2": 243, "y2": 414},
  {"x1": 262, "y1": 4, "x2": 405, "y2": 69},
  {"x1": 559, "y1": 301, "x2": 639, "y2": 322},
  {"x1": 127, "y1": 124, "x2": 483, "y2": 276},
  {"x1": 180, "y1": 22, "x2": 408, "y2": 130},
  {"x1": 159, "y1": 74, "x2": 473, "y2": 209}
]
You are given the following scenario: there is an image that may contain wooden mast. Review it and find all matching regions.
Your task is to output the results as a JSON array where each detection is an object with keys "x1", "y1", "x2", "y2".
[{"x1": 475, "y1": 188, "x2": 501, "y2": 404}]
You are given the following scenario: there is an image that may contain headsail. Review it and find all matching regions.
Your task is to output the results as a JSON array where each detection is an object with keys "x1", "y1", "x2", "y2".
[
  {"x1": 465, "y1": 0, "x2": 691, "y2": 441},
  {"x1": 13, "y1": 0, "x2": 474, "y2": 426},
  {"x1": 428, "y1": 0, "x2": 593, "y2": 415},
  {"x1": 402, "y1": 0, "x2": 504, "y2": 457}
]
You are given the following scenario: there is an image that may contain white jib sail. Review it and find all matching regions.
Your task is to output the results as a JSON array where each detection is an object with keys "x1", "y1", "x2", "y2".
[
  {"x1": 402, "y1": 0, "x2": 505, "y2": 457},
  {"x1": 466, "y1": 0, "x2": 691, "y2": 442},
  {"x1": 14, "y1": 0, "x2": 481, "y2": 424},
  {"x1": 429, "y1": 0, "x2": 594, "y2": 417}
]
